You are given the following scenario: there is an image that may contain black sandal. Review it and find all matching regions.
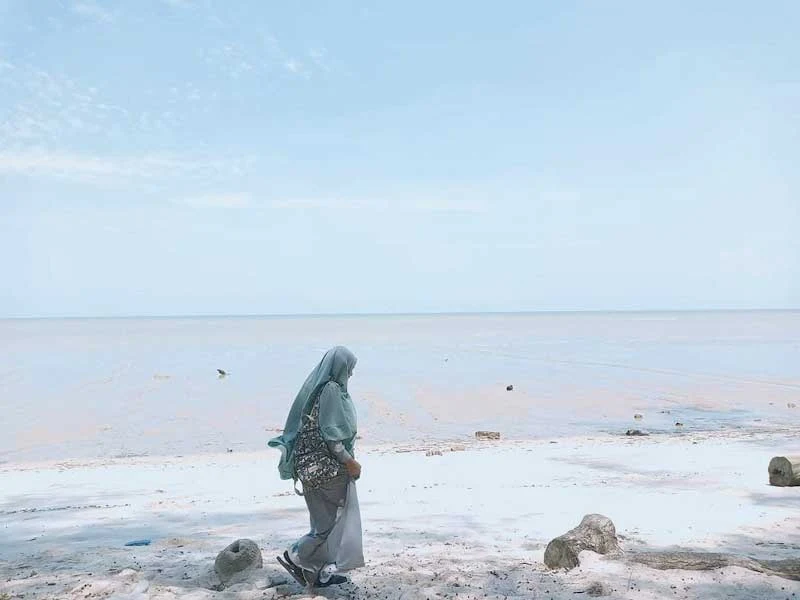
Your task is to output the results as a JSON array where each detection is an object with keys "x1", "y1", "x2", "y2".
[
  {"x1": 282, "y1": 551, "x2": 300, "y2": 569},
  {"x1": 316, "y1": 574, "x2": 348, "y2": 588},
  {"x1": 276, "y1": 555, "x2": 308, "y2": 587},
  {"x1": 279, "y1": 552, "x2": 348, "y2": 588}
]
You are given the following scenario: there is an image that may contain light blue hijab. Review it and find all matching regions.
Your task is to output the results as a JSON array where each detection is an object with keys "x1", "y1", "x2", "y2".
[{"x1": 268, "y1": 346, "x2": 358, "y2": 480}]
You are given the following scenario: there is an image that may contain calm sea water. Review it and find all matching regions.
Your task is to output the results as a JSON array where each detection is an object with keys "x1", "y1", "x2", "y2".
[{"x1": 2, "y1": 311, "x2": 799, "y2": 462}]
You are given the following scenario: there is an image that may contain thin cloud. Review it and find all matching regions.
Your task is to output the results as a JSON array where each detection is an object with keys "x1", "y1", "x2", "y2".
[
  {"x1": 0, "y1": 150, "x2": 256, "y2": 184},
  {"x1": 0, "y1": 152, "x2": 118, "y2": 179},
  {"x1": 71, "y1": 1, "x2": 114, "y2": 24},
  {"x1": 269, "y1": 197, "x2": 338, "y2": 210},
  {"x1": 413, "y1": 197, "x2": 488, "y2": 214},
  {"x1": 307, "y1": 48, "x2": 331, "y2": 73},
  {"x1": 0, "y1": 65, "x2": 134, "y2": 146},
  {"x1": 268, "y1": 196, "x2": 487, "y2": 214},
  {"x1": 284, "y1": 60, "x2": 302, "y2": 74},
  {"x1": 175, "y1": 193, "x2": 251, "y2": 209},
  {"x1": 202, "y1": 34, "x2": 324, "y2": 81},
  {"x1": 282, "y1": 58, "x2": 312, "y2": 79}
]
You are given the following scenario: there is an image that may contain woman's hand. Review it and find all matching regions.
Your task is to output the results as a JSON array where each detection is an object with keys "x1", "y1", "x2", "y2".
[{"x1": 345, "y1": 458, "x2": 361, "y2": 480}]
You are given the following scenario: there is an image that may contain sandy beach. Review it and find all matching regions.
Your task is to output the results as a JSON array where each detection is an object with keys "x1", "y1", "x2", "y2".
[{"x1": 2, "y1": 428, "x2": 799, "y2": 599}]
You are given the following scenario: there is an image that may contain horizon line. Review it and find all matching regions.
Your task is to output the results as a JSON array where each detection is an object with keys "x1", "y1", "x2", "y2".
[{"x1": 2, "y1": 307, "x2": 798, "y2": 320}]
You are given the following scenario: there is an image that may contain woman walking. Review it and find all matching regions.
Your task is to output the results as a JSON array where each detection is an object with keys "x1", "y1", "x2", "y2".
[{"x1": 268, "y1": 346, "x2": 364, "y2": 588}]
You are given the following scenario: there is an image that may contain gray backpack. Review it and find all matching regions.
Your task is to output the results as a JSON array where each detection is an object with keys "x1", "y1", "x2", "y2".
[{"x1": 292, "y1": 394, "x2": 343, "y2": 493}]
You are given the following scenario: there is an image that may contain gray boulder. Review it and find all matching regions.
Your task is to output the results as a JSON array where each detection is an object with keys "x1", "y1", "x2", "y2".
[
  {"x1": 544, "y1": 514, "x2": 621, "y2": 570},
  {"x1": 214, "y1": 539, "x2": 263, "y2": 586}
]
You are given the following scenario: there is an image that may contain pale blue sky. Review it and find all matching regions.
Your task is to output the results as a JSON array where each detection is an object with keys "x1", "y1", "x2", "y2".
[{"x1": 1, "y1": 1, "x2": 798, "y2": 317}]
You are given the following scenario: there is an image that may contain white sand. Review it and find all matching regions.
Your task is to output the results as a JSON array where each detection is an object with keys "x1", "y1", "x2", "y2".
[{"x1": 1, "y1": 431, "x2": 799, "y2": 599}]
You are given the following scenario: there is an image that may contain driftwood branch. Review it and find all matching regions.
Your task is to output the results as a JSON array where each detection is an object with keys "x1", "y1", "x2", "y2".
[
  {"x1": 627, "y1": 552, "x2": 800, "y2": 581},
  {"x1": 545, "y1": 515, "x2": 800, "y2": 581}
]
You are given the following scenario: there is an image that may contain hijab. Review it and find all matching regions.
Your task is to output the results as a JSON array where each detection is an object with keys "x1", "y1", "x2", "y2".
[{"x1": 268, "y1": 346, "x2": 358, "y2": 480}]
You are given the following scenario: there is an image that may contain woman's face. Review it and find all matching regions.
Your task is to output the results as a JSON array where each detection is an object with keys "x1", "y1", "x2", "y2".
[
  {"x1": 329, "y1": 347, "x2": 357, "y2": 386},
  {"x1": 348, "y1": 356, "x2": 357, "y2": 379}
]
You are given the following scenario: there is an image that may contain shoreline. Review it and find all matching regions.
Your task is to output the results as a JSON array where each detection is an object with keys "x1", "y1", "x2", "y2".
[{"x1": 4, "y1": 422, "x2": 800, "y2": 473}]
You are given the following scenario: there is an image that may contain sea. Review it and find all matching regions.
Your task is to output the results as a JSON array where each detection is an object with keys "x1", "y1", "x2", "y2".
[{"x1": 2, "y1": 310, "x2": 799, "y2": 462}]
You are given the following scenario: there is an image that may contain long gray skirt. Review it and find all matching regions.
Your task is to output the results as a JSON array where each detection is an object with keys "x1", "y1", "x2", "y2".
[{"x1": 291, "y1": 473, "x2": 364, "y2": 582}]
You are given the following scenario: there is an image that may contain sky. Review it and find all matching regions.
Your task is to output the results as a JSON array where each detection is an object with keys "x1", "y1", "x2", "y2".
[{"x1": 1, "y1": 0, "x2": 799, "y2": 317}]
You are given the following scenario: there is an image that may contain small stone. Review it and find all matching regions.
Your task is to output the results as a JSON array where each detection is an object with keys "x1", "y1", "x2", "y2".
[
  {"x1": 675, "y1": 422, "x2": 684, "y2": 427},
  {"x1": 625, "y1": 429, "x2": 648, "y2": 437},
  {"x1": 633, "y1": 413, "x2": 643, "y2": 420},
  {"x1": 586, "y1": 581, "x2": 611, "y2": 596},
  {"x1": 788, "y1": 403, "x2": 797, "y2": 409},
  {"x1": 506, "y1": 385, "x2": 514, "y2": 391},
  {"x1": 475, "y1": 431, "x2": 501, "y2": 441}
]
